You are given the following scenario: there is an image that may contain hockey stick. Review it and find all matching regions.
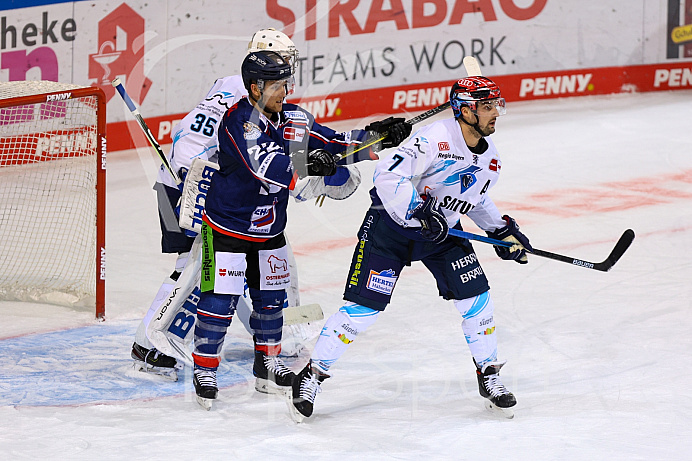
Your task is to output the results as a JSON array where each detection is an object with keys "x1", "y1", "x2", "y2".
[
  {"x1": 111, "y1": 77, "x2": 181, "y2": 185},
  {"x1": 448, "y1": 228, "x2": 635, "y2": 272},
  {"x1": 333, "y1": 56, "x2": 479, "y2": 163},
  {"x1": 333, "y1": 101, "x2": 452, "y2": 163}
]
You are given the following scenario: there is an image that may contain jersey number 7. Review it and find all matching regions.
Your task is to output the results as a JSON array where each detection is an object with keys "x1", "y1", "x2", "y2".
[{"x1": 388, "y1": 154, "x2": 404, "y2": 171}]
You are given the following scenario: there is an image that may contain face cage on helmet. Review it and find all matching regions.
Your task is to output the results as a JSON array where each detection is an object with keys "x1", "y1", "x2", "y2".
[{"x1": 278, "y1": 49, "x2": 299, "y2": 73}]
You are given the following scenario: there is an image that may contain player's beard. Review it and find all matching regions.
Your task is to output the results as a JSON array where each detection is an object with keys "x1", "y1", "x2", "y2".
[{"x1": 476, "y1": 118, "x2": 496, "y2": 137}]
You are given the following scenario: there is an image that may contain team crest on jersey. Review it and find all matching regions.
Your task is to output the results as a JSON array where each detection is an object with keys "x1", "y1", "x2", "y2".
[
  {"x1": 283, "y1": 126, "x2": 305, "y2": 142},
  {"x1": 443, "y1": 165, "x2": 482, "y2": 193},
  {"x1": 366, "y1": 269, "x2": 397, "y2": 295},
  {"x1": 249, "y1": 198, "x2": 278, "y2": 233},
  {"x1": 243, "y1": 122, "x2": 262, "y2": 140}
]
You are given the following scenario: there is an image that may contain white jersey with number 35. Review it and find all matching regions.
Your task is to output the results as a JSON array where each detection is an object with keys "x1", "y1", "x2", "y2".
[
  {"x1": 157, "y1": 75, "x2": 247, "y2": 189},
  {"x1": 373, "y1": 117, "x2": 507, "y2": 233}
]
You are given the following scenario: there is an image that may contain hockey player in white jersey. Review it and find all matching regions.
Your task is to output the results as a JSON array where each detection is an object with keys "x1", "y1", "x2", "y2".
[
  {"x1": 288, "y1": 76, "x2": 532, "y2": 422},
  {"x1": 131, "y1": 29, "x2": 360, "y2": 382}
]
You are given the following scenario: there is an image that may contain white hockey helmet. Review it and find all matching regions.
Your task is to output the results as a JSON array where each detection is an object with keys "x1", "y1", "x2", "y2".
[{"x1": 248, "y1": 28, "x2": 299, "y2": 73}]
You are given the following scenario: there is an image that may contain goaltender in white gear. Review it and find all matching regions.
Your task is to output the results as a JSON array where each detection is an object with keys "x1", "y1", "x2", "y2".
[{"x1": 133, "y1": 28, "x2": 360, "y2": 379}]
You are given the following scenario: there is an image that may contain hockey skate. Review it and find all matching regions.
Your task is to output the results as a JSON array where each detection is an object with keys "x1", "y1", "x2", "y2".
[
  {"x1": 286, "y1": 362, "x2": 329, "y2": 423},
  {"x1": 131, "y1": 342, "x2": 181, "y2": 381},
  {"x1": 475, "y1": 360, "x2": 516, "y2": 419},
  {"x1": 253, "y1": 350, "x2": 296, "y2": 395},
  {"x1": 193, "y1": 368, "x2": 218, "y2": 411}
]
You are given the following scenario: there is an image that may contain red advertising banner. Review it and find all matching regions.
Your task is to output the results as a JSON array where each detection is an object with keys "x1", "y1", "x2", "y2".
[{"x1": 108, "y1": 61, "x2": 692, "y2": 152}]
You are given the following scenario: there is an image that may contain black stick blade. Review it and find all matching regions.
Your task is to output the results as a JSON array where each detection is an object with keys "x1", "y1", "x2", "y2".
[{"x1": 594, "y1": 229, "x2": 635, "y2": 272}]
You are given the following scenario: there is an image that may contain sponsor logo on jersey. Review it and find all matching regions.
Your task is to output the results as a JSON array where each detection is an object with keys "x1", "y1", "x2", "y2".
[
  {"x1": 441, "y1": 196, "x2": 475, "y2": 214},
  {"x1": 451, "y1": 254, "x2": 478, "y2": 271},
  {"x1": 249, "y1": 198, "x2": 278, "y2": 233},
  {"x1": 366, "y1": 268, "x2": 397, "y2": 295},
  {"x1": 438, "y1": 141, "x2": 450, "y2": 151},
  {"x1": 243, "y1": 121, "x2": 262, "y2": 140},
  {"x1": 489, "y1": 158, "x2": 500, "y2": 171},
  {"x1": 482, "y1": 326, "x2": 495, "y2": 335},
  {"x1": 399, "y1": 146, "x2": 418, "y2": 158},
  {"x1": 349, "y1": 214, "x2": 374, "y2": 287},
  {"x1": 438, "y1": 152, "x2": 464, "y2": 161},
  {"x1": 283, "y1": 110, "x2": 308, "y2": 120},
  {"x1": 336, "y1": 331, "x2": 353, "y2": 344},
  {"x1": 218, "y1": 268, "x2": 244, "y2": 277},
  {"x1": 283, "y1": 126, "x2": 305, "y2": 142},
  {"x1": 267, "y1": 254, "x2": 287, "y2": 272}
]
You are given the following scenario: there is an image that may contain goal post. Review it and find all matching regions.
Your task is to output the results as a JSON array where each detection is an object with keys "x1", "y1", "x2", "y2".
[{"x1": 0, "y1": 81, "x2": 107, "y2": 320}]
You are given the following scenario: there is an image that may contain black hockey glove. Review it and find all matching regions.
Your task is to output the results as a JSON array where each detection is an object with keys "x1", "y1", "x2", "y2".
[
  {"x1": 364, "y1": 117, "x2": 412, "y2": 149},
  {"x1": 412, "y1": 195, "x2": 448, "y2": 243},
  {"x1": 486, "y1": 215, "x2": 533, "y2": 264},
  {"x1": 306, "y1": 149, "x2": 337, "y2": 176}
]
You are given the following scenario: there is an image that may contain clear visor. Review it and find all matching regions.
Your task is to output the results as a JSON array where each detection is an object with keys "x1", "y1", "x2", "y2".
[
  {"x1": 257, "y1": 75, "x2": 296, "y2": 96},
  {"x1": 474, "y1": 98, "x2": 506, "y2": 116}
]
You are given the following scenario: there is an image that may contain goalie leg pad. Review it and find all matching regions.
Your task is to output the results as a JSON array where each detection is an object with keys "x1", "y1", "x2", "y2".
[
  {"x1": 192, "y1": 293, "x2": 238, "y2": 369},
  {"x1": 311, "y1": 302, "x2": 380, "y2": 373},
  {"x1": 454, "y1": 291, "x2": 498, "y2": 367}
]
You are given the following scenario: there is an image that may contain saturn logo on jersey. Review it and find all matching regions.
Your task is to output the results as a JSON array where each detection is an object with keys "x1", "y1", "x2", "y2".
[
  {"x1": 243, "y1": 122, "x2": 262, "y2": 140},
  {"x1": 283, "y1": 126, "x2": 305, "y2": 142},
  {"x1": 249, "y1": 198, "x2": 278, "y2": 234},
  {"x1": 366, "y1": 269, "x2": 398, "y2": 295}
]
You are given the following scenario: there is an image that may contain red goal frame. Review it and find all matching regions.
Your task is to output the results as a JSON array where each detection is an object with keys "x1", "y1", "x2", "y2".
[{"x1": 0, "y1": 86, "x2": 107, "y2": 319}]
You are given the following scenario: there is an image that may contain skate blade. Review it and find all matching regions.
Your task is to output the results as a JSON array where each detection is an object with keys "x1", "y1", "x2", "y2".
[
  {"x1": 285, "y1": 397, "x2": 306, "y2": 424},
  {"x1": 255, "y1": 378, "x2": 290, "y2": 396},
  {"x1": 132, "y1": 360, "x2": 179, "y2": 381},
  {"x1": 484, "y1": 400, "x2": 514, "y2": 419},
  {"x1": 196, "y1": 395, "x2": 213, "y2": 411}
]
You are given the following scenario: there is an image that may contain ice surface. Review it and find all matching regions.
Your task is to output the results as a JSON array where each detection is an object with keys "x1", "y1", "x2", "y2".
[{"x1": 1, "y1": 91, "x2": 691, "y2": 460}]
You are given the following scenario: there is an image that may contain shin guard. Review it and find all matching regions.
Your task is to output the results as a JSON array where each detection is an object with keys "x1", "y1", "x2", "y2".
[
  {"x1": 454, "y1": 291, "x2": 498, "y2": 367},
  {"x1": 311, "y1": 302, "x2": 380, "y2": 373},
  {"x1": 192, "y1": 293, "x2": 237, "y2": 370},
  {"x1": 249, "y1": 288, "x2": 286, "y2": 355}
]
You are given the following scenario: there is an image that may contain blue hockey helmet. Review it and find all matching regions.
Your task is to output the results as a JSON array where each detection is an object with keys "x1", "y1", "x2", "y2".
[
  {"x1": 450, "y1": 76, "x2": 505, "y2": 118},
  {"x1": 241, "y1": 50, "x2": 294, "y2": 95}
]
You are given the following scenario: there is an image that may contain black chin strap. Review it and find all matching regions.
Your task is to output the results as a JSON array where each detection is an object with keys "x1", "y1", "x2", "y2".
[{"x1": 459, "y1": 111, "x2": 484, "y2": 138}]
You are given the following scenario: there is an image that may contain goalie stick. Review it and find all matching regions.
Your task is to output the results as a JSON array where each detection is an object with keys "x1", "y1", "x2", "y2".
[
  {"x1": 111, "y1": 77, "x2": 181, "y2": 185},
  {"x1": 448, "y1": 228, "x2": 635, "y2": 272}
]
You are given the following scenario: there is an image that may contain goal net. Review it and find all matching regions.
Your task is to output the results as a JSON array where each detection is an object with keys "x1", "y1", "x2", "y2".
[{"x1": 0, "y1": 81, "x2": 106, "y2": 319}]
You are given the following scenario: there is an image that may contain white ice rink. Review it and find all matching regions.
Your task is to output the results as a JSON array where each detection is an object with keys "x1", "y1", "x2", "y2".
[{"x1": 1, "y1": 91, "x2": 691, "y2": 460}]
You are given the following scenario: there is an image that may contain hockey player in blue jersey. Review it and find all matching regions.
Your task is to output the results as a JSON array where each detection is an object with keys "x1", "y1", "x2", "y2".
[
  {"x1": 191, "y1": 50, "x2": 411, "y2": 408},
  {"x1": 131, "y1": 29, "x2": 372, "y2": 382},
  {"x1": 288, "y1": 76, "x2": 532, "y2": 421}
]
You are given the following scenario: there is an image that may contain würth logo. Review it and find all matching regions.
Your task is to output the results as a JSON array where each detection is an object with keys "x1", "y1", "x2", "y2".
[{"x1": 88, "y1": 3, "x2": 152, "y2": 103}]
